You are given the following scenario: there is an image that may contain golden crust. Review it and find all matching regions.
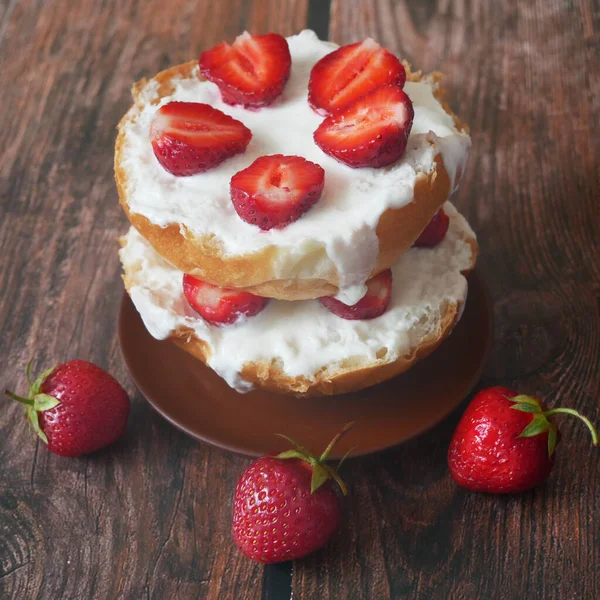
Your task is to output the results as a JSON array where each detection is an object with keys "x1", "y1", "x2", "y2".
[
  {"x1": 115, "y1": 61, "x2": 470, "y2": 300},
  {"x1": 120, "y1": 231, "x2": 478, "y2": 397},
  {"x1": 169, "y1": 301, "x2": 459, "y2": 397}
]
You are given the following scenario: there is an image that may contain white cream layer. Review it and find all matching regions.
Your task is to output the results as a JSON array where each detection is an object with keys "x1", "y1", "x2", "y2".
[
  {"x1": 120, "y1": 202, "x2": 475, "y2": 393},
  {"x1": 120, "y1": 30, "x2": 471, "y2": 303}
]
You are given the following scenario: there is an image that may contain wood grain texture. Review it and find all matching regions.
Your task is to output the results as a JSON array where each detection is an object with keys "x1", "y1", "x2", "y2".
[
  {"x1": 292, "y1": 1, "x2": 599, "y2": 599},
  {"x1": 0, "y1": 0, "x2": 598, "y2": 599},
  {"x1": 0, "y1": 1, "x2": 306, "y2": 599}
]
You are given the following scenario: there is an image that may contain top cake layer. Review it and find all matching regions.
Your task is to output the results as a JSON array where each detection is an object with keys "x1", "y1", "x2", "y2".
[{"x1": 117, "y1": 30, "x2": 471, "y2": 302}]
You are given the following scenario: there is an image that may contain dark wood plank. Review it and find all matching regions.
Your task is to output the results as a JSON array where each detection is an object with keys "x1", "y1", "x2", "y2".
[
  {"x1": 0, "y1": 1, "x2": 306, "y2": 599},
  {"x1": 2, "y1": 0, "x2": 599, "y2": 599},
  {"x1": 291, "y1": 1, "x2": 600, "y2": 599}
]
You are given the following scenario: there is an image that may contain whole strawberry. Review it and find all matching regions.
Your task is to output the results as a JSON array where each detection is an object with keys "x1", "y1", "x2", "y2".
[
  {"x1": 232, "y1": 423, "x2": 355, "y2": 563},
  {"x1": 448, "y1": 386, "x2": 598, "y2": 493},
  {"x1": 6, "y1": 360, "x2": 130, "y2": 457}
]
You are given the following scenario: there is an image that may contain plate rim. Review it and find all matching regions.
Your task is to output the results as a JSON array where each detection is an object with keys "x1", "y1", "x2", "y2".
[{"x1": 118, "y1": 269, "x2": 494, "y2": 458}]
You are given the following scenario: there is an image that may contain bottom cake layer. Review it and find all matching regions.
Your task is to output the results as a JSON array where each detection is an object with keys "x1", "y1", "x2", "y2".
[{"x1": 119, "y1": 202, "x2": 478, "y2": 396}]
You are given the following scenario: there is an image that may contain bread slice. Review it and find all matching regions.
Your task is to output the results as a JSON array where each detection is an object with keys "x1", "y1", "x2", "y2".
[
  {"x1": 115, "y1": 43, "x2": 470, "y2": 301},
  {"x1": 119, "y1": 202, "x2": 478, "y2": 397}
]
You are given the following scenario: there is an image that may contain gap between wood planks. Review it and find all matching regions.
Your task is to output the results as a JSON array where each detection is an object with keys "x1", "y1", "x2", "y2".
[{"x1": 261, "y1": 2, "x2": 330, "y2": 599}]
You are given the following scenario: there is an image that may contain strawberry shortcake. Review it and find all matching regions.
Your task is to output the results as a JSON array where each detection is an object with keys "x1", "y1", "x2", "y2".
[{"x1": 116, "y1": 30, "x2": 478, "y2": 395}]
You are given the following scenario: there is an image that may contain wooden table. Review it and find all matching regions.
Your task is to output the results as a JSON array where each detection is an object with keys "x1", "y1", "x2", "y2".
[{"x1": 1, "y1": 1, "x2": 598, "y2": 598}]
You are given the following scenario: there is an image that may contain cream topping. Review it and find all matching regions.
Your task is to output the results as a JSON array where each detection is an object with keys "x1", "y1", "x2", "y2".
[
  {"x1": 120, "y1": 30, "x2": 471, "y2": 300},
  {"x1": 120, "y1": 202, "x2": 475, "y2": 393}
]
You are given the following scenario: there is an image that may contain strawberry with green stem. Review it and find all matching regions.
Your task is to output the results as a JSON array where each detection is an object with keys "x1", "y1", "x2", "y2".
[
  {"x1": 232, "y1": 422, "x2": 355, "y2": 563},
  {"x1": 448, "y1": 387, "x2": 598, "y2": 493},
  {"x1": 6, "y1": 360, "x2": 130, "y2": 457}
]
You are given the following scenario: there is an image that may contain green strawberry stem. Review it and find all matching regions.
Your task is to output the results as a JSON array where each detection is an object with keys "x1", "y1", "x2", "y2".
[
  {"x1": 319, "y1": 421, "x2": 356, "y2": 462},
  {"x1": 275, "y1": 422, "x2": 356, "y2": 496},
  {"x1": 5, "y1": 362, "x2": 60, "y2": 445},
  {"x1": 510, "y1": 394, "x2": 599, "y2": 456},
  {"x1": 5, "y1": 390, "x2": 34, "y2": 406},
  {"x1": 543, "y1": 408, "x2": 599, "y2": 446}
]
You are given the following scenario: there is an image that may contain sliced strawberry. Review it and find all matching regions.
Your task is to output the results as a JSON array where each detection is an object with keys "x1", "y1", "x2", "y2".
[
  {"x1": 314, "y1": 84, "x2": 414, "y2": 169},
  {"x1": 199, "y1": 32, "x2": 291, "y2": 108},
  {"x1": 183, "y1": 275, "x2": 268, "y2": 326},
  {"x1": 150, "y1": 102, "x2": 252, "y2": 176},
  {"x1": 413, "y1": 209, "x2": 450, "y2": 247},
  {"x1": 230, "y1": 155, "x2": 325, "y2": 230},
  {"x1": 308, "y1": 39, "x2": 406, "y2": 114},
  {"x1": 320, "y1": 270, "x2": 392, "y2": 320}
]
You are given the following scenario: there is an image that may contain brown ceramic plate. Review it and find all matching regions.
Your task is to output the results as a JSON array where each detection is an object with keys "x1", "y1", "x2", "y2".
[{"x1": 118, "y1": 271, "x2": 493, "y2": 458}]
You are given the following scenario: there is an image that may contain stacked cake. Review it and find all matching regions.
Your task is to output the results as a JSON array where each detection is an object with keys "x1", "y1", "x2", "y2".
[{"x1": 116, "y1": 30, "x2": 477, "y2": 396}]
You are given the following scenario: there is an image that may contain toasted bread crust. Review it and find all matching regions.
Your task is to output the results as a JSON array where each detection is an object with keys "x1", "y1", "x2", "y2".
[
  {"x1": 169, "y1": 300, "x2": 459, "y2": 396},
  {"x1": 115, "y1": 62, "x2": 469, "y2": 300}
]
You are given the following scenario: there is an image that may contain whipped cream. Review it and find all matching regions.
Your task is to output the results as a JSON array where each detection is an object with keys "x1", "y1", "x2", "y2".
[
  {"x1": 120, "y1": 202, "x2": 475, "y2": 393},
  {"x1": 120, "y1": 30, "x2": 471, "y2": 300}
]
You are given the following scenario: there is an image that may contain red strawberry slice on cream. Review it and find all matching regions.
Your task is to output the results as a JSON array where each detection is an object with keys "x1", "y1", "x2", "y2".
[
  {"x1": 183, "y1": 275, "x2": 268, "y2": 326},
  {"x1": 308, "y1": 39, "x2": 406, "y2": 114},
  {"x1": 314, "y1": 84, "x2": 414, "y2": 169},
  {"x1": 230, "y1": 155, "x2": 325, "y2": 230},
  {"x1": 150, "y1": 101, "x2": 252, "y2": 176},
  {"x1": 413, "y1": 209, "x2": 450, "y2": 247},
  {"x1": 319, "y1": 269, "x2": 392, "y2": 320},
  {"x1": 199, "y1": 32, "x2": 291, "y2": 108}
]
